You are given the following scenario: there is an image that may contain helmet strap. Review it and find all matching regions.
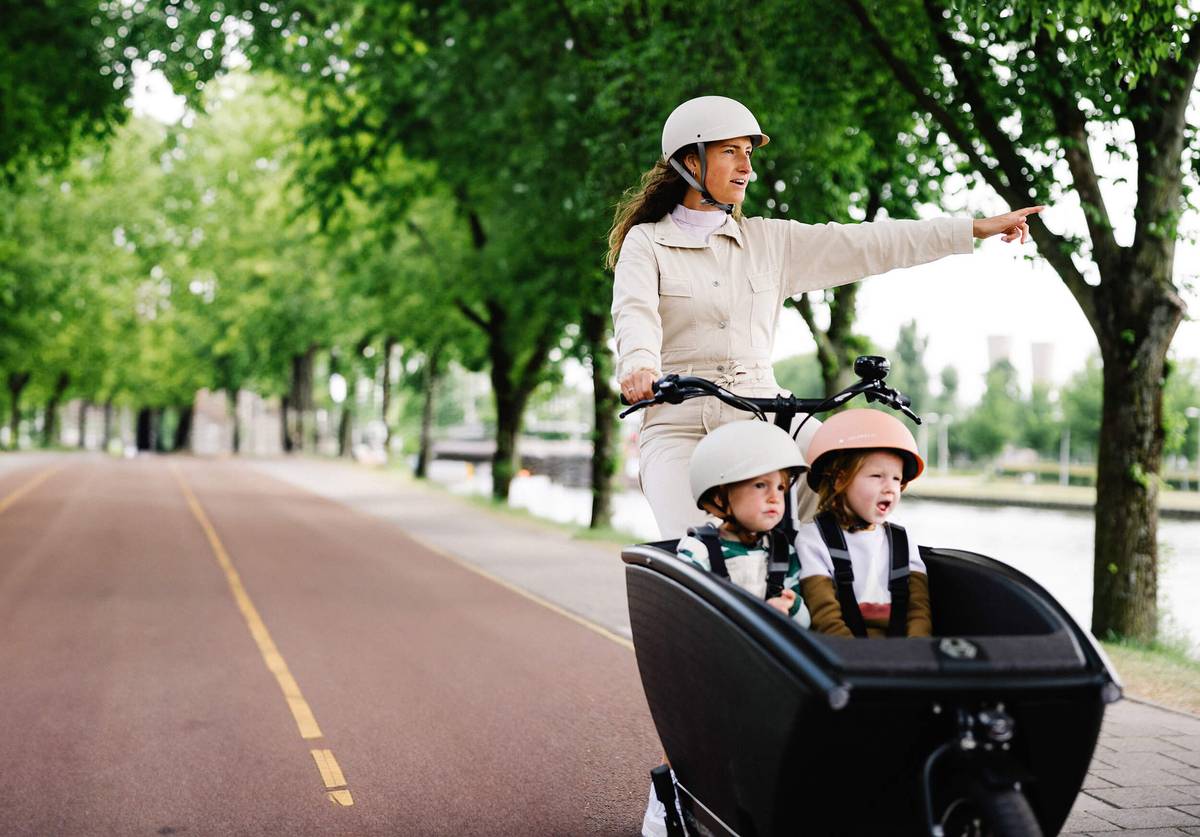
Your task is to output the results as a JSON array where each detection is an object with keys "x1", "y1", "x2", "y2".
[{"x1": 669, "y1": 143, "x2": 734, "y2": 214}]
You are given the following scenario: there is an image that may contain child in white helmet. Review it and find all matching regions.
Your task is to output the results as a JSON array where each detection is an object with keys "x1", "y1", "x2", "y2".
[
  {"x1": 641, "y1": 419, "x2": 809, "y2": 837},
  {"x1": 676, "y1": 420, "x2": 811, "y2": 625},
  {"x1": 796, "y1": 409, "x2": 932, "y2": 638}
]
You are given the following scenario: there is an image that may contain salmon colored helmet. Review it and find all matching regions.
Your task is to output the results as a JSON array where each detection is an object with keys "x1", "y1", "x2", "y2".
[{"x1": 805, "y1": 408, "x2": 924, "y2": 489}]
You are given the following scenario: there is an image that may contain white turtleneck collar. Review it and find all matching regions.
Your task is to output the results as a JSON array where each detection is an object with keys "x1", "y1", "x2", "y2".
[{"x1": 669, "y1": 203, "x2": 729, "y2": 242}]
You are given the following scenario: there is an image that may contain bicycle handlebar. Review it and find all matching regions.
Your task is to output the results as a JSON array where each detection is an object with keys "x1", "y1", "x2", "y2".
[{"x1": 618, "y1": 356, "x2": 921, "y2": 425}]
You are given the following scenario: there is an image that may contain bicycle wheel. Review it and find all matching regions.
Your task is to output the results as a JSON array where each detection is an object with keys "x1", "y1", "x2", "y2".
[{"x1": 972, "y1": 786, "x2": 1042, "y2": 837}]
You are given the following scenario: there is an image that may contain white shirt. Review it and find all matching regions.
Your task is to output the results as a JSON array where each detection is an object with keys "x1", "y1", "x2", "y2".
[{"x1": 794, "y1": 521, "x2": 926, "y2": 606}]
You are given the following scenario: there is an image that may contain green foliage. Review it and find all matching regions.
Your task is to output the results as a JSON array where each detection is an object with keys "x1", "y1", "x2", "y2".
[
  {"x1": 1163, "y1": 358, "x2": 1200, "y2": 459},
  {"x1": 955, "y1": 361, "x2": 1021, "y2": 460},
  {"x1": 0, "y1": 0, "x2": 136, "y2": 174},
  {"x1": 1061, "y1": 355, "x2": 1104, "y2": 460},
  {"x1": 1018, "y1": 384, "x2": 1062, "y2": 458},
  {"x1": 890, "y1": 321, "x2": 931, "y2": 415},
  {"x1": 773, "y1": 353, "x2": 824, "y2": 400}
]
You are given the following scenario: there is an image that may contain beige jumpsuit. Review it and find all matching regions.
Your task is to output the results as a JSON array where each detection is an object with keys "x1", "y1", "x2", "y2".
[{"x1": 612, "y1": 212, "x2": 973, "y2": 538}]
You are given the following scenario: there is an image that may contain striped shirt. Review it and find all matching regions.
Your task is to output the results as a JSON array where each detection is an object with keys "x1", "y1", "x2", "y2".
[{"x1": 677, "y1": 533, "x2": 811, "y2": 627}]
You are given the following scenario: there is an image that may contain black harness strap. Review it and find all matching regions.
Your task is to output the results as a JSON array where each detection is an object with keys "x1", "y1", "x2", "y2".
[
  {"x1": 688, "y1": 524, "x2": 728, "y2": 580},
  {"x1": 688, "y1": 525, "x2": 790, "y2": 603},
  {"x1": 814, "y1": 512, "x2": 870, "y2": 638},
  {"x1": 765, "y1": 529, "x2": 789, "y2": 600},
  {"x1": 813, "y1": 514, "x2": 911, "y2": 637},
  {"x1": 885, "y1": 523, "x2": 911, "y2": 638}
]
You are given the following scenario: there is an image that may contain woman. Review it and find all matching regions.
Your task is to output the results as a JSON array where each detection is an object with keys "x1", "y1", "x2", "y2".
[{"x1": 608, "y1": 95, "x2": 1041, "y2": 541}]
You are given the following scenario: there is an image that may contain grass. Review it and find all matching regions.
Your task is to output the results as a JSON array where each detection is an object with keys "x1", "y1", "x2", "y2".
[{"x1": 1100, "y1": 636, "x2": 1200, "y2": 716}]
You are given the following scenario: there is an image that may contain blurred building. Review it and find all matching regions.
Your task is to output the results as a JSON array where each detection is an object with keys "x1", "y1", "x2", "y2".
[
  {"x1": 987, "y1": 335, "x2": 1013, "y2": 367},
  {"x1": 1032, "y1": 342, "x2": 1055, "y2": 387}
]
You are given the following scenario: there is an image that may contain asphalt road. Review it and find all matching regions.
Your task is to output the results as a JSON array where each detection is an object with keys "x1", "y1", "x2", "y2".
[{"x1": 0, "y1": 454, "x2": 659, "y2": 835}]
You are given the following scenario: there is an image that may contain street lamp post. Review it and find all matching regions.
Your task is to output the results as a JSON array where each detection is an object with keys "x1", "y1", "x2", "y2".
[
  {"x1": 939, "y1": 415, "x2": 953, "y2": 474},
  {"x1": 920, "y1": 412, "x2": 936, "y2": 469}
]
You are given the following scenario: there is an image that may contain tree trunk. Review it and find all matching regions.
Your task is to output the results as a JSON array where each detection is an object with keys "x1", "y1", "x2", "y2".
[
  {"x1": 6, "y1": 371, "x2": 30, "y2": 449},
  {"x1": 103, "y1": 400, "x2": 113, "y2": 451},
  {"x1": 281, "y1": 395, "x2": 293, "y2": 453},
  {"x1": 77, "y1": 400, "x2": 89, "y2": 449},
  {"x1": 415, "y1": 350, "x2": 441, "y2": 479},
  {"x1": 584, "y1": 310, "x2": 616, "y2": 529},
  {"x1": 155, "y1": 408, "x2": 169, "y2": 452},
  {"x1": 492, "y1": 389, "x2": 524, "y2": 501},
  {"x1": 484, "y1": 314, "x2": 548, "y2": 501},
  {"x1": 337, "y1": 401, "x2": 352, "y2": 457},
  {"x1": 1090, "y1": 297, "x2": 1182, "y2": 642},
  {"x1": 42, "y1": 372, "x2": 70, "y2": 448},
  {"x1": 381, "y1": 336, "x2": 397, "y2": 453},
  {"x1": 173, "y1": 403, "x2": 194, "y2": 452},
  {"x1": 136, "y1": 407, "x2": 157, "y2": 452},
  {"x1": 290, "y1": 348, "x2": 316, "y2": 452},
  {"x1": 227, "y1": 388, "x2": 241, "y2": 454}
]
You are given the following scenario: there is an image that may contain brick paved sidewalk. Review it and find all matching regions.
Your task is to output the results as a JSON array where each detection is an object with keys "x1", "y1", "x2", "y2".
[
  {"x1": 248, "y1": 456, "x2": 1200, "y2": 835},
  {"x1": 1061, "y1": 700, "x2": 1200, "y2": 835}
]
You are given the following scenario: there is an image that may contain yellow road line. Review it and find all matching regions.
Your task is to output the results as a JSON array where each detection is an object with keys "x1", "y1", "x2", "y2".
[
  {"x1": 170, "y1": 461, "x2": 353, "y2": 807},
  {"x1": 399, "y1": 529, "x2": 636, "y2": 653},
  {"x1": 0, "y1": 465, "x2": 64, "y2": 516},
  {"x1": 312, "y1": 748, "x2": 355, "y2": 804}
]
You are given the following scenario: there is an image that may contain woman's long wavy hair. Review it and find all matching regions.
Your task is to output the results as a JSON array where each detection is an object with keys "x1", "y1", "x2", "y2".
[{"x1": 604, "y1": 151, "x2": 744, "y2": 271}]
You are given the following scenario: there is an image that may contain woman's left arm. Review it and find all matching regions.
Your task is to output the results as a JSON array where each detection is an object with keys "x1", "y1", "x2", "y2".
[{"x1": 776, "y1": 205, "x2": 1045, "y2": 298}]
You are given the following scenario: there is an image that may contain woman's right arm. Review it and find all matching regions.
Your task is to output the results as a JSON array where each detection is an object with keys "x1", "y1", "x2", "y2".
[{"x1": 611, "y1": 227, "x2": 662, "y2": 401}]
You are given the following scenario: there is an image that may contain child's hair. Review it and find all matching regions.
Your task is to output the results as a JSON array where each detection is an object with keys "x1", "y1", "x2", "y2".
[{"x1": 814, "y1": 449, "x2": 908, "y2": 531}]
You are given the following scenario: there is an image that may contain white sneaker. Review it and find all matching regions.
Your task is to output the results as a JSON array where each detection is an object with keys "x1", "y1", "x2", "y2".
[{"x1": 641, "y1": 780, "x2": 669, "y2": 837}]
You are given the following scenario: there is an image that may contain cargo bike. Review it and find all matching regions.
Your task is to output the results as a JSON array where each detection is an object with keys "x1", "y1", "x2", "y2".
[{"x1": 619, "y1": 357, "x2": 1122, "y2": 837}]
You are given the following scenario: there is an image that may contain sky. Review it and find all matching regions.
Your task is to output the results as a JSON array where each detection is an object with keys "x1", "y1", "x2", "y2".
[{"x1": 129, "y1": 66, "x2": 1200, "y2": 405}]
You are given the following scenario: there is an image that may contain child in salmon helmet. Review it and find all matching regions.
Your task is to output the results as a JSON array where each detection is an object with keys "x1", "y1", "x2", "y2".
[
  {"x1": 678, "y1": 420, "x2": 811, "y2": 625},
  {"x1": 796, "y1": 409, "x2": 932, "y2": 638}
]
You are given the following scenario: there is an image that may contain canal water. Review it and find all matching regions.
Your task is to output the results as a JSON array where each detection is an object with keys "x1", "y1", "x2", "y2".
[{"x1": 429, "y1": 461, "x2": 1200, "y2": 657}]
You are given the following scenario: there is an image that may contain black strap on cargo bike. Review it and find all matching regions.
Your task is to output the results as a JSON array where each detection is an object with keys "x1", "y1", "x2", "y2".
[
  {"x1": 687, "y1": 524, "x2": 791, "y2": 600},
  {"x1": 813, "y1": 511, "x2": 910, "y2": 638}
]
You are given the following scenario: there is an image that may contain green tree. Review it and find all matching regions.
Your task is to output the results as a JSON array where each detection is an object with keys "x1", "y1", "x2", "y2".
[
  {"x1": 890, "y1": 320, "x2": 932, "y2": 415},
  {"x1": 828, "y1": 0, "x2": 1200, "y2": 640},
  {"x1": 1163, "y1": 358, "x2": 1200, "y2": 461},
  {"x1": 957, "y1": 360, "x2": 1020, "y2": 461},
  {"x1": 774, "y1": 353, "x2": 825, "y2": 402},
  {"x1": 933, "y1": 365, "x2": 960, "y2": 418},
  {"x1": 1019, "y1": 383, "x2": 1062, "y2": 459},
  {"x1": 0, "y1": 0, "x2": 140, "y2": 174},
  {"x1": 1061, "y1": 356, "x2": 1104, "y2": 462}
]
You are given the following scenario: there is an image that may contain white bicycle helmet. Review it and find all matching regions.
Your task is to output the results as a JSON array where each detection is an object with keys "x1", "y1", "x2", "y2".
[
  {"x1": 661, "y1": 96, "x2": 770, "y2": 159},
  {"x1": 690, "y1": 420, "x2": 807, "y2": 508},
  {"x1": 661, "y1": 96, "x2": 770, "y2": 214}
]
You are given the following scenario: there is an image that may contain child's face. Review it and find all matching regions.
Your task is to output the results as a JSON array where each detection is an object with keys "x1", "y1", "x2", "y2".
[
  {"x1": 724, "y1": 469, "x2": 789, "y2": 534},
  {"x1": 845, "y1": 451, "x2": 905, "y2": 527}
]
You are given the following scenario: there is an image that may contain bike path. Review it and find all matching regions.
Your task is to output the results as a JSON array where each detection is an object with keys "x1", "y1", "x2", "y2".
[
  {"x1": 0, "y1": 453, "x2": 659, "y2": 835},
  {"x1": 251, "y1": 455, "x2": 1200, "y2": 836}
]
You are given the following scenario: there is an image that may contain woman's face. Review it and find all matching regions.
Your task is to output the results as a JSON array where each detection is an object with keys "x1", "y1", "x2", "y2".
[{"x1": 684, "y1": 135, "x2": 755, "y2": 209}]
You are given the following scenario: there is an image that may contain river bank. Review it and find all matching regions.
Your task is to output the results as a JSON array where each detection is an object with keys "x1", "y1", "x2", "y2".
[{"x1": 907, "y1": 473, "x2": 1200, "y2": 520}]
